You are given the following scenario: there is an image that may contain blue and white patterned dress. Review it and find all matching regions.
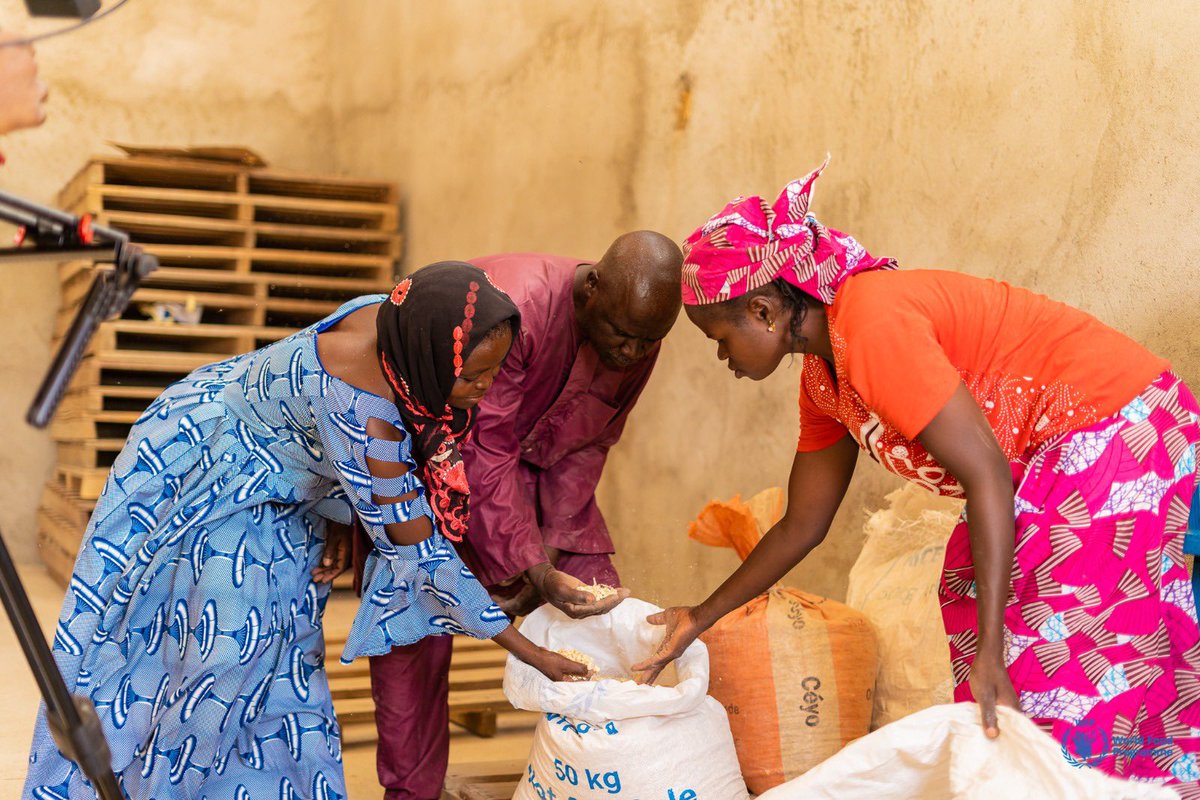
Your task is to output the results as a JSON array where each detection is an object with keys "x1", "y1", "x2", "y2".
[{"x1": 23, "y1": 295, "x2": 509, "y2": 800}]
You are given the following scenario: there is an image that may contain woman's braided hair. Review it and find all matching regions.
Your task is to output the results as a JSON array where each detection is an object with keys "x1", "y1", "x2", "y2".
[{"x1": 712, "y1": 277, "x2": 813, "y2": 353}]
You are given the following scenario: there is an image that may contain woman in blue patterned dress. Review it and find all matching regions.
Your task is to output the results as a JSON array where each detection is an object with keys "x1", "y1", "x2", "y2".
[{"x1": 23, "y1": 262, "x2": 586, "y2": 799}]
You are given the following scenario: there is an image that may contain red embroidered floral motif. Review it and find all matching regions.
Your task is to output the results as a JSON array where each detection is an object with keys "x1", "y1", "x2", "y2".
[
  {"x1": 438, "y1": 459, "x2": 470, "y2": 495},
  {"x1": 379, "y1": 351, "x2": 473, "y2": 542},
  {"x1": 452, "y1": 326, "x2": 465, "y2": 375},
  {"x1": 800, "y1": 324, "x2": 1103, "y2": 498},
  {"x1": 453, "y1": 282, "x2": 481, "y2": 377},
  {"x1": 389, "y1": 278, "x2": 412, "y2": 306}
]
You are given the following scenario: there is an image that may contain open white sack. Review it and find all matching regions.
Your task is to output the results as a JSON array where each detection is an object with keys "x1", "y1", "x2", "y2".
[
  {"x1": 756, "y1": 703, "x2": 1178, "y2": 800},
  {"x1": 504, "y1": 599, "x2": 748, "y2": 800}
]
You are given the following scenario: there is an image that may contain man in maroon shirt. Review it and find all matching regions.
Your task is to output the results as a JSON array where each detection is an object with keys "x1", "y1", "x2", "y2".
[{"x1": 368, "y1": 231, "x2": 682, "y2": 799}]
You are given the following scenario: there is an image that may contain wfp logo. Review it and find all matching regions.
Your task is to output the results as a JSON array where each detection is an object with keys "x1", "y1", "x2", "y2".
[{"x1": 1060, "y1": 718, "x2": 1110, "y2": 768}]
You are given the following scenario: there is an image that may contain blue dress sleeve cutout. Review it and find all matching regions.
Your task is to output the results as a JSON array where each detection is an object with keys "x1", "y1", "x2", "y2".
[{"x1": 311, "y1": 380, "x2": 510, "y2": 664}]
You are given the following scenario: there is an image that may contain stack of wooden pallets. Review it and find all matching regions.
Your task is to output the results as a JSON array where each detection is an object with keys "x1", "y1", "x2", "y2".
[
  {"x1": 326, "y1": 631, "x2": 519, "y2": 744},
  {"x1": 38, "y1": 152, "x2": 402, "y2": 584}
]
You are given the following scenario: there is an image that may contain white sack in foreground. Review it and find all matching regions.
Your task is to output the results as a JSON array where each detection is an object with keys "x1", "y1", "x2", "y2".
[{"x1": 756, "y1": 703, "x2": 1178, "y2": 800}]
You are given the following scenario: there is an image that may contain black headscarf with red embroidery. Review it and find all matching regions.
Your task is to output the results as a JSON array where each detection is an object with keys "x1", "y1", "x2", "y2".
[{"x1": 376, "y1": 261, "x2": 520, "y2": 541}]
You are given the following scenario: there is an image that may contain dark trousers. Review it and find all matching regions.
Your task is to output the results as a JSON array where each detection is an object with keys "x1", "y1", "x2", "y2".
[{"x1": 369, "y1": 552, "x2": 619, "y2": 799}]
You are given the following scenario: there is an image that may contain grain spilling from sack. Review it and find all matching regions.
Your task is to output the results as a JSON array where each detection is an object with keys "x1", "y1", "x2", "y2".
[
  {"x1": 556, "y1": 648, "x2": 599, "y2": 681},
  {"x1": 554, "y1": 647, "x2": 679, "y2": 685}
]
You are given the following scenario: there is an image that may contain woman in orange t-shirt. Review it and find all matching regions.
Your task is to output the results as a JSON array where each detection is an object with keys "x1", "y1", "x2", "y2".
[{"x1": 635, "y1": 161, "x2": 1200, "y2": 792}]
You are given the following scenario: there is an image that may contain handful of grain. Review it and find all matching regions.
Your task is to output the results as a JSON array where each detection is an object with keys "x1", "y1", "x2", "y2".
[
  {"x1": 579, "y1": 581, "x2": 617, "y2": 601},
  {"x1": 556, "y1": 648, "x2": 599, "y2": 681}
]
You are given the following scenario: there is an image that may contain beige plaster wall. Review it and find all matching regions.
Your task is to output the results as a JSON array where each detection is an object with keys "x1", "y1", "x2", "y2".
[
  {"x1": 4, "y1": 1, "x2": 1196, "y2": 607},
  {"x1": 328, "y1": 1, "x2": 1200, "y2": 607},
  {"x1": 0, "y1": 0, "x2": 338, "y2": 561}
]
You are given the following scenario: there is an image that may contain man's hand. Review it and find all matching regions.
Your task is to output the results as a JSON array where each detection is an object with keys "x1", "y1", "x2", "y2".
[
  {"x1": 311, "y1": 521, "x2": 353, "y2": 583},
  {"x1": 631, "y1": 606, "x2": 704, "y2": 684},
  {"x1": 969, "y1": 657, "x2": 1020, "y2": 738},
  {"x1": 492, "y1": 581, "x2": 542, "y2": 619},
  {"x1": 527, "y1": 562, "x2": 629, "y2": 619},
  {"x1": 0, "y1": 35, "x2": 49, "y2": 135}
]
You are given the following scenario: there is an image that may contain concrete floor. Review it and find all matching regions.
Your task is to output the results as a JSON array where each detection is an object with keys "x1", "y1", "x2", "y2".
[{"x1": 0, "y1": 565, "x2": 533, "y2": 800}]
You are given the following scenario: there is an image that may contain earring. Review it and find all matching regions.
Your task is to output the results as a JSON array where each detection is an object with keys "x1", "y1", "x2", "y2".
[{"x1": 767, "y1": 321, "x2": 776, "y2": 333}]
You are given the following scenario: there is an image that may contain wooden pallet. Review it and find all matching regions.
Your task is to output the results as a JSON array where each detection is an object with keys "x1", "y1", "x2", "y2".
[
  {"x1": 41, "y1": 477, "x2": 97, "y2": 529},
  {"x1": 43, "y1": 349, "x2": 206, "y2": 498},
  {"x1": 46, "y1": 284, "x2": 333, "y2": 447},
  {"x1": 50, "y1": 377, "x2": 191, "y2": 443},
  {"x1": 60, "y1": 263, "x2": 387, "y2": 319},
  {"x1": 68, "y1": 351, "x2": 213, "y2": 390},
  {"x1": 69, "y1": 183, "x2": 399, "y2": 232},
  {"x1": 51, "y1": 411, "x2": 140, "y2": 442},
  {"x1": 92, "y1": 211, "x2": 401, "y2": 259},
  {"x1": 55, "y1": 465, "x2": 110, "y2": 501},
  {"x1": 38, "y1": 149, "x2": 400, "y2": 583},
  {"x1": 58, "y1": 155, "x2": 398, "y2": 209},
  {"x1": 57, "y1": 161, "x2": 404, "y2": 272},
  {"x1": 333, "y1": 681, "x2": 513, "y2": 734},
  {"x1": 38, "y1": 525, "x2": 79, "y2": 587},
  {"x1": 58, "y1": 274, "x2": 374, "y2": 326},
  {"x1": 37, "y1": 478, "x2": 97, "y2": 585},
  {"x1": 326, "y1": 633, "x2": 518, "y2": 741},
  {"x1": 57, "y1": 318, "x2": 303, "y2": 360},
  {"x1": 56, "y1": 438, "x2": 124, "y2": 470},
  {"x1": 442, "y1": 759, "x2": 528, "y2": 800},
  {"x1": 61, "y1": 247, "x2": 395, "y2": 283},
  {"x1": 48, "y1": 269, "x2": 388, "y2": 467}
]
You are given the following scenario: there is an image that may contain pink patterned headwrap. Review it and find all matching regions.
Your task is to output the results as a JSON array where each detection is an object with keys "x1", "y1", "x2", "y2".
[{"x1": 681, "y1": 158, "x2": 896, "y2": 305}]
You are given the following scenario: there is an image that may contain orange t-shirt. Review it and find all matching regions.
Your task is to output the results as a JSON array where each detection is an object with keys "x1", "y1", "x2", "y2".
[{"x1": 797, "y1": 269, "x2": 1169, "y2": 496}]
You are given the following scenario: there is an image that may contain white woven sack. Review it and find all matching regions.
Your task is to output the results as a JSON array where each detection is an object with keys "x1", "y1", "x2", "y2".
[{"x1": 505, "y1": 599, "x2": 748, "y2": 800}]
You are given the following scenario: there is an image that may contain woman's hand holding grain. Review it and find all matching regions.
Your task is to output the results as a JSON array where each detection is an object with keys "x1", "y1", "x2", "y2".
[
  {"x1": 535, "y1": 647, "x2": 592, "y2": 682},
  {"x1": 632, "y1": 606, "x2": 703, "y2": 684}
]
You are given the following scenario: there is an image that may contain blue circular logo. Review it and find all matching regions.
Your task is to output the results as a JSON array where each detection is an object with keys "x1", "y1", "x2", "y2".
[{"x1": 1060, "y1": 718, "x2": 1110, "y2": 768}]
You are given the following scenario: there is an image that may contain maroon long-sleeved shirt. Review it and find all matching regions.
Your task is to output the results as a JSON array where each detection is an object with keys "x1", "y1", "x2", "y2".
[{"x1": 456, "y1": 253, "x2": 658, "y2": 586}]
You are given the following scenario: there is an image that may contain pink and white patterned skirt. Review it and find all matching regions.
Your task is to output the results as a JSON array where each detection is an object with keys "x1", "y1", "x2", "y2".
[{"x1": 941, "y1": 371, "x2": 1200, "y2": 795}]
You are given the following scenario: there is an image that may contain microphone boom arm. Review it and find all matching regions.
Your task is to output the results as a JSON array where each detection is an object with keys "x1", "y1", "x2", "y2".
[{"x1": 0, "y1": 187, "x2": 156, "y2": 800}]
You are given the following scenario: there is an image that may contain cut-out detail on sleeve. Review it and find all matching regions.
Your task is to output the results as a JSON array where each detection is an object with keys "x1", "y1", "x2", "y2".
[
  {"x1": 312, "y1": 386, "x2": 509, "y2": 663},
  {"x1": 364, "y1": 416, "x2": 432, "y2": 545}
]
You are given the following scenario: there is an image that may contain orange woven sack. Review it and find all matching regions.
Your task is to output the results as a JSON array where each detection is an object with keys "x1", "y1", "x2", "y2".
[{"x1": 692, "y1": 489, "x2": 878, "y2": 794}]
